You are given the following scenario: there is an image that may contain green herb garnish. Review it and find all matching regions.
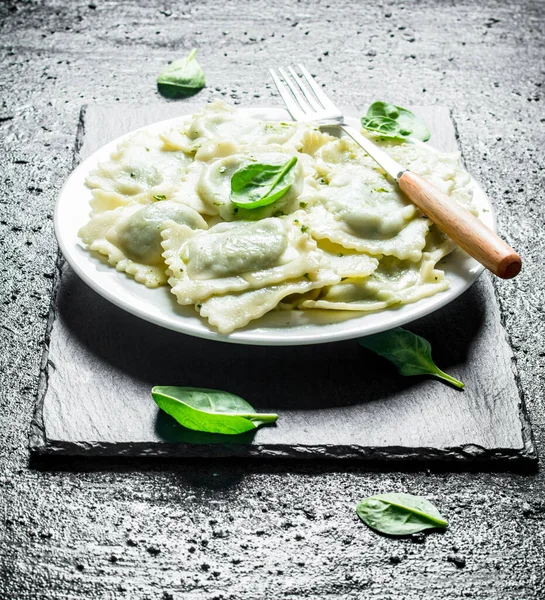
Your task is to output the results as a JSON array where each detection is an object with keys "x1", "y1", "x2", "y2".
[
  {"x1": 356, "y1": 492, "x2": 448, "y2": 536},
  {"x1": 153, "y1": 194, "x2": 167, "y2": 201},
  {"x1": 361, "y1": 101, "x2": 430, "y2": 141},
  {"x1": 358, "y1": 327, "x2": 464, "y2": 389},
  {"x1": 152, "y1": 386, "x2": 278, "y2": 435},
  {"x1": 230, "y1": 157, "x2": 298, "y2": 209},
  {"x1": 157, "y1": 49, "x2": 206, "y2": 98}
]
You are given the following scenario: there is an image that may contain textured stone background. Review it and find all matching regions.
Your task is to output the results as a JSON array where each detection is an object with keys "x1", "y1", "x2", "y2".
[{"x1": 1, "y1": 0, "x2": 544, "y2": 598}]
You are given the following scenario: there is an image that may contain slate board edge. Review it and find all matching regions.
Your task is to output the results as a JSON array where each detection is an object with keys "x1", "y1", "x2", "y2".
[
  {"x1": 496, "y1": 281, "x2": 538, "y2": 465},
  {"x1": 27, "y1": 106, "x2": 87, "y2": 459},
  {"x1": 29, "y1": 438, "x2": 537, "y2": 466},
  {"x1": 27, "y1": 104, "x2": 537, "y2": 468}
]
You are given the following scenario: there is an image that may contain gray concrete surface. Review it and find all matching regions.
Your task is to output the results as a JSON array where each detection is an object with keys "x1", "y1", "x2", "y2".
[{"x1": 1, "y1": 0, "x2": 544, "y2": 598}]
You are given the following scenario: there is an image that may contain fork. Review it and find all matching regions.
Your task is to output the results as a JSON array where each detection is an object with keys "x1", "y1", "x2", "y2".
[{"x1": 270, "y1": 65, "x2": 521, "y2": 279}]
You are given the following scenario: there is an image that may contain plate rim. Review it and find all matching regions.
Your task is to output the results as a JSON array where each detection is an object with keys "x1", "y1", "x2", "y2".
[{"x1": 54, "y1": 105, "x2": 494, "y2": 346}]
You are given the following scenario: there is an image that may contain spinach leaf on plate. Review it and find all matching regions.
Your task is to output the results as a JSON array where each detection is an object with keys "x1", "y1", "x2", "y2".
[
  {"x1": 152, "y1": 386, "x2": 278, "y2": 435},
  {"x1": 230, "y1": 156, "x2": 298, "y2": 209},
  {"x1": 157, "y1": 49, "x2": 206, "y2": 98},
  {"x1": 358, "y1": 327, "x2": 464, "y2": 389},
  {"x1": 361, "y1": 101, "x2": 431, "y2": 141},
  {"x1": 356, "y1": 492, "x2": 448, "y2": 535}
]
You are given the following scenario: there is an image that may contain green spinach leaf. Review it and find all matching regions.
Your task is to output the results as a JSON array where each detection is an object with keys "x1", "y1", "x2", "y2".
[
  {"x1": 157, "y1": 49, "x2": 205, "y2": 98},
  {"x1": 152, "y1": 386, "x2": 278, "y2": 435},
  {"x1": 358, "y1": 327, "x2": 464, "y2": 389},
  {"x1": 356, "y1": 492, "x2": 448, "y2": 535},
  {"x1": 361, "y1": 101, "x2": 431, "y2": 141},
  {"x1": 230, "y1": 157, "x2": 298, "y2": 209}
]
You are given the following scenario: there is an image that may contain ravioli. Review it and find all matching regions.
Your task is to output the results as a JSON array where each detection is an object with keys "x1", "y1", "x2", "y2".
[
  {"x1": 198, "y1": 269, "x2": 340, "y2": 334},
  {"x1": 304, "y1": 205, "x2": 431, "y2": 261},
  {"x1": 160, "y1": 100, "x2": 307, "y2": 156},
  {"x1": 301, "y1": 254, "x2": 449, "y2": 312},
  {"x1": 79, "y1": 101, "x2": 477, "y2": 333},
  {"x1": 86, "y1": 131, "x2": 192, "y2": 201},
  {"x1": 196, "y1": 151, "x2": 304, "y2": 221},
  {"x1": 162, "y1": 217, "x2": 330, "y2": 307},
  {"x1": 79, "y1": 201, "x2": 207, "y2": 287}
]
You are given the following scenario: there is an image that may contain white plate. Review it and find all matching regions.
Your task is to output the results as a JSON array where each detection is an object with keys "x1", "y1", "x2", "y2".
[{"x1": 55, "y1": 107, "x2": 493, "y2": 346}]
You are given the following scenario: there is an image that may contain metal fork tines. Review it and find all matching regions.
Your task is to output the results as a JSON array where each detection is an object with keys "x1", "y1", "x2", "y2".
[
  {"x1": 269, "y1": 65, "x2": 344, "y2": 124},
  {"x1": 271, "y1": 63, "x2": 403, "y2": 179}
]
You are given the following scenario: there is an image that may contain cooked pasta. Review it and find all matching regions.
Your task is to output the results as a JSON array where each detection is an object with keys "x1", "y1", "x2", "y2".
[{"x1": 78, "y1": 101, "x2": 475, "y2": 333}]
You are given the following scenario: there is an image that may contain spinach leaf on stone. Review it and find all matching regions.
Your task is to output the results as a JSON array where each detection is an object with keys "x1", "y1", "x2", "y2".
[
  {"x1": 361, "y1": 101, "x2": 431, "y2": 141},
  {"x1": 358, "y1": 327, "x2": 464, "y2": 389},
  {"x1": 152, "y1": 386, "x2": 278, "y2": 435},
  {"x1": 157, "y1": 49, "x2": 206, "y2": 98},
  {"x1": 356, "y1": 492, "x2": 448, "y2": 535},
  {"x1": 230, "y1": 156, "x2": 298, "y2": 209}
]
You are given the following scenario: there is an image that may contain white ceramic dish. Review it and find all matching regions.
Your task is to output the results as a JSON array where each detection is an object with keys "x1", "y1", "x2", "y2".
[{"x1": 54, "y1": 107, "x2": 493, "y2": 346}]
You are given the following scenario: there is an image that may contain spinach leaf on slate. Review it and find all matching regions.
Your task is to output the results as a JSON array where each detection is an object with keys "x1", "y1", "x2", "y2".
[
  {"x1": 361, "y1": 101, "x2": 431, "y2": 141},
  {"x1": 230, "y1": 156, "x2": 298, "y2": 209},
  {"x1": 358, "y1": 327, "x2": 464, "y2": 389},
  {"x1": 152, "y1": 386, "x2": 278, "y2": 435},
  {"x1": 157, "y1": 49, "x2": 205, "y2": 98},
  {"x1": 356, "y1": 492, "x2": 448, "y2": 535}
]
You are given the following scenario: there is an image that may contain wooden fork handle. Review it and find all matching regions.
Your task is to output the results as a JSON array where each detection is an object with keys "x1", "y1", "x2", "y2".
[{"x1": 397, "y1": 171, "x2": 521, "y2": 279}]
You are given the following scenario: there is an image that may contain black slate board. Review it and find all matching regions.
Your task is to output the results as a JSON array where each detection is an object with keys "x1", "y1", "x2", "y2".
[{"x1": 30, "y1": 104, "x2": 535, "y2": 464}]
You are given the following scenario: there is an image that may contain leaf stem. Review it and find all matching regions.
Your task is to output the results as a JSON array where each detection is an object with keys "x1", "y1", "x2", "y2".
[
  {"x1": 433, "y1": 369, "x2": 465, "y2": 390},
  {"x1": 236, "y1": 413, "x2": 279, "y2": 423}
]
